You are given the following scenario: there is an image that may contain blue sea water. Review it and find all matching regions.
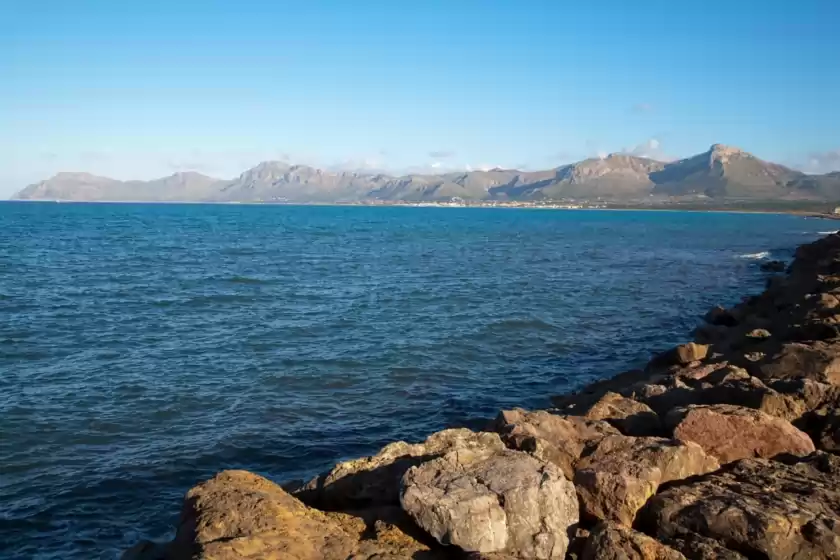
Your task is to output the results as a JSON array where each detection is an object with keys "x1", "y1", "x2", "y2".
[{"x1": 0, "y1": 202, "x2": 833, "y2": 559}]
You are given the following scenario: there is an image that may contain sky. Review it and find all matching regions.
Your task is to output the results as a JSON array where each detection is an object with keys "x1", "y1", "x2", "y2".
[{"x1": 2, "y1": 0, "x2": 839, "y2": 196}]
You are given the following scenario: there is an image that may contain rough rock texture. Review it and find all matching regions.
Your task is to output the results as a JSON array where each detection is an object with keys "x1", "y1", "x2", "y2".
[
  {"x1": 653, "y1": 343, "x2": 709, "y2": 368},
  {"x1": 401, "y1": 446, "x2": 579, "y2": 558},
  {"x1": 798, "y1": 406, "x2": 840, "y2": 453},
  {"x1": 580, "y1": 522, "x2": 685, "y2": 560},
  {"x1": 297, "y1": 428, "x2": 504, "y2": 509},
  {"x1": 495, "y1": 408, "x2": 619, "y2": 478},
  {"x1": 581, "y1": 392, "x2": 663, "y2": 437},
  {"x1": 573, "y1": 435, "x2": 719, "y2": 526},
  {"x1": 666, "y1": 404, "x2": 815, "y2": 464},
  {"x1": 756, "y1": 341, "x2": 840, "y2": 385},
  {"x1": 643, "y1": 454, "x2": 840, "y2": 560},
  {"x1": 174, "y1": 470, "x2": 358, "y2": 559}
]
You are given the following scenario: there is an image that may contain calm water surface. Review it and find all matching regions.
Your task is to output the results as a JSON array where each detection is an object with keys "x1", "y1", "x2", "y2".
[{"x1": 0, "y1": 202, "x2": 832, "y2": 558}]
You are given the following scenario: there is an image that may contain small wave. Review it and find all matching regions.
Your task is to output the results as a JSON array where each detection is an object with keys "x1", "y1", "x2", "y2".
[
  {"x1": 226, "y1": 276, "x2": 270, "y2": 285},
  {"x1": 736, "y1": 251, "x2": 770, "y2": 260},
  {"x1": 818, "y1": 231, "x2": 839, "y2": 235}
]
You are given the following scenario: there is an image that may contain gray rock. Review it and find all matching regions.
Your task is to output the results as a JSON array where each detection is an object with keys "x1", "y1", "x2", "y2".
[
  {"x1": 401, "y1": 446, "x2": 578, "y2": 558},
  {"x1": 643, "y1": 453, "x2": 840, "y2": 560}
]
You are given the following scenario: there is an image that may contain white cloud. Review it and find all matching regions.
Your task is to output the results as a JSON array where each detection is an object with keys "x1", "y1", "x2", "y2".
[{"x1": 800, "y1": 149, "x2": 840, "y2": 174}]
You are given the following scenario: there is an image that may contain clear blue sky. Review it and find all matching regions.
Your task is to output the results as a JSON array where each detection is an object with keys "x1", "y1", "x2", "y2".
[{"x1": 2, "y1": 0, "x2": 839, "y2": 196}]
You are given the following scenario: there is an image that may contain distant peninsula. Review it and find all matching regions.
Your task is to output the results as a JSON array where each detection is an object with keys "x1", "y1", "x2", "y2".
[{"x1": 12, "y1": 144, "x2": 840, "y2": 207}]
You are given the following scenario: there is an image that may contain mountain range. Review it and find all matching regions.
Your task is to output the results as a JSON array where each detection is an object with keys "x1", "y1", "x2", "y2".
[{"x1": 12, "y1": 144, "x2": 840, "y2": 203}]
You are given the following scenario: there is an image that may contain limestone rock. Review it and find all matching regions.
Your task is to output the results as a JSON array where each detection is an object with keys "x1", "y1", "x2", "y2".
[
  {"x1": 495, "y1": 408, "x2": 619, "y2": 478},
  {"x1": 756, "y1": 341, "x2": 840, "y2": 385},
  {"x1": 581, "y1": 392, "x2": 662, "y2": 437},
  {"x1": 298, "y1": 428, "x2": 504, "y2": 509},
  {"x1": 666, "y1": 404, "x2": 815, "y2": 464},
  {"x1": 401, "y1": 447, "x2": 579, "y2": 558},
  {"x1": 573, "y1": 435, "x2": 719, "y2": 526},
  {"x1": 174, "y1": 470, "x2": 358, "y2": 560},
  {"x1": 652, "y1": 343, "x2": 709, "y2": 368},
  {"x1": 581, "y1": 522, "x2": 685, "y2": 560},
  {"x1": 643, "y1": 454, "x2": 840, "y2": 560}
]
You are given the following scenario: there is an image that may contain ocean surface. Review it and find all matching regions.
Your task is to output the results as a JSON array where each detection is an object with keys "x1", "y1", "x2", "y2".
[{"x1": 0, "y1": 202, "x2": 833, "y2": 559}]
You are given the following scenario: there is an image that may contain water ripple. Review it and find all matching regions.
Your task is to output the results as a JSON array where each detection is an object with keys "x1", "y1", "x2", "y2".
[{"x1": 0, "y1": 202, "x2": 830, "y2": 558}]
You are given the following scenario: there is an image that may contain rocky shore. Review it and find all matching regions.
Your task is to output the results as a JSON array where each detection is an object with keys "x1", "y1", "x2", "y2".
[{"x1": 125, "y1": 234, "x2": 840, "y2": 560}]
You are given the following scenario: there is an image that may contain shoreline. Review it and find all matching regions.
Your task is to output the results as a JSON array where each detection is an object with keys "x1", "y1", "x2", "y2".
[
  {"x1": 127, "y1": 232, "x2": 840, "y2": 558},
  {"x1": 5, "y1": 198, "x2": 840, "y2": 219}
]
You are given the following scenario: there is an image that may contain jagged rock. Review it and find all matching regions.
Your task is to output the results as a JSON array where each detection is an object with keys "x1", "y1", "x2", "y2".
[
  {"x1": 642, "y1": 454, "x2": 840, "y2": 560},
  {"x1": 755, "y1": 341, "x2": 840, "y2": 385},
  {"x1": 745, "y1": 328, "x2": 771, "y2": 339},
  {"x1": 173, "y1": 470, "x2": 358, "y2": 559},
  {"x1": 652, "y1": 343, "x2": 709, "y2": 368},
  {"x1": 401, "y1": 446, "x2": 579, "y2": 558},
  {"x1": 661, "y1": 533, "x2": 747, "y2": 560},
  {"x1": 704, "y1": 306, "x2": 739, "y2": 327},
  {"x1": 580, "y1": 522, "x2": 685, "y2": 560},
  {"x1": 495, "y1": 408, "x2": 619, "y2": 478},
  {"x1": 701, "y1": 365, "x2": 749, "y2": 385},
  {"x1": 573, "y1": 435, "x2": 719, "y2": 526},
  {"x1": 671, "y1": 361, "x2": 729, "y2": 382},
  {"x1": 580, "y1": 392, "x2": 663, "y2": 437},
  {"x1": 798, "y1": 406, "x2": 840, "y2": 453},
  {"x1": 297, "y1": 428, "x2": 504, "y2": 509},
  {"x1": 666, "y1": 404, "x2": 815, "y2": 464}
]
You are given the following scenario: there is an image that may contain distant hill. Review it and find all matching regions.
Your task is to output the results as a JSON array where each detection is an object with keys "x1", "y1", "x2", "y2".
[{"x1": 11, "y1": 145, "x2": 840, "y2": 203}]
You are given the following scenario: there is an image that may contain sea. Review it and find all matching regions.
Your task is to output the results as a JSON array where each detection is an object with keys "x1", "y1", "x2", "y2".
[{"x1": 0, "y1": 201, "x2": 834, "y2": 559}]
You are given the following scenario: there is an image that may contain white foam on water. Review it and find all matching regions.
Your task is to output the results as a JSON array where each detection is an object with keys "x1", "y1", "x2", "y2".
[
  {"x1": 737, "y1": 251, "x2": 770, "y2": 260},
  {"x1": 818, "y1": 231, "x2": 839, "y2": 235}
]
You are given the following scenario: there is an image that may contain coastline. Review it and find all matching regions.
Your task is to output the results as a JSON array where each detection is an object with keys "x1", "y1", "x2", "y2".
[
  {"x1": 5, "y1": 198, "x2": 840, "y2": 220},
  {"x1": 125, "y1": 232, "x2": 840, "y2": 558}
]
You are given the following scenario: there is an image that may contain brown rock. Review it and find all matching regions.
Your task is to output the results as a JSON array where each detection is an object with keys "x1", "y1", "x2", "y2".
[
  {"x1": 756, "y1": 341, "x2": 840, "y2": 385},
  {"x1": 661, "y1": 533, "x2": 747, "y2": 560},
  {"x1": 642, "y1": 454, "x2": 840, "y2": 560},
  {"x1": 652, "y1": 343, "x2": 709, "y2": 368},
  {"x1": 666, "y1": 404, "x2": 815, "y2": 464},
  {"x1": 495, "y1": 408, "x2": 619, "y2": 478},
  {"x1": 581, "y1": 522, "x2": 685, "y2": 560},
  {"x1": 581, "y1": 392, "x2": 663, "y2": 437},
  {"x1": 297, "y1": 428, "x2": 504, "y2": 509},
  {"x1": 174, "y1": 470, "x2": 358, "y2": 560},
  {"x1": 704, "y1": 306, "x2": 739, "y2": 327},
  {"x1": 701, "y1": 365, "x2": 750, "y2": 385},
  {"x1": 573, "y1": 435, "x2": 719, "y2": 526}
]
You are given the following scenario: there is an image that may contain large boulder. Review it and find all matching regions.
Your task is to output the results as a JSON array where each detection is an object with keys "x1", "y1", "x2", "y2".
[
  {"x1": 297, "y1": 428, "x2": 504, "y2": 509},
  {"x1": 401, "y1": 446, "x2": 579, "y2": 558},
  {"x1": 580, "y1": 522, "x2": 685, "y2": 560},
  {"x1": 495, "y1": 408, "x2": 619, "y2": 478},
  {"x1": 756, "y1": 341, "x2": 840, "y2": 385},
  {"x1": 174, "y1": 470, "x2": 358, "y2": 559},
  {"x1": 666, "y1": 404, "x2": 815, "y2": 464},
  {"x1": 573, "y1": 435, "x2": 719, "y2": 526},
  {"x1": 580, "y1": 392, "x2": 663, "y2": 437},
  {"x1": 642, "y1": 453, "x2": 840, "y2": 560}
]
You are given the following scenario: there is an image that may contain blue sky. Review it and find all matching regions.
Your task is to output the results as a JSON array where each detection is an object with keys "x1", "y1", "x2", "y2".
[{"x1": 2, "y1": 0, "x2": 839, "y2": 196}]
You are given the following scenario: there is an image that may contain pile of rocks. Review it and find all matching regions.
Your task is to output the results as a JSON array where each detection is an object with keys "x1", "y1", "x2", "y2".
[{"x1": 125, "y1": 234, "x2": 840, "y2": 559}]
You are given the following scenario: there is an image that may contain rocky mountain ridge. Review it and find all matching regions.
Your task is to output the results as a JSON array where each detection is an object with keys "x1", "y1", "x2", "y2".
[{"x1": 13, "y1": 144, "x2": 840, "y2": 203}]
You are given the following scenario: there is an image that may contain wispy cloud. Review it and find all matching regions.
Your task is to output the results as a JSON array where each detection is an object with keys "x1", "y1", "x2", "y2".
[
  {"x1": 800, "y1": 149, "x2": 840, "y2": 174},
  {"x1": 620, "y1": 138, "x2": 673, "y2": 161},
  {"x1": 428, "y1": 150, "x2": 455, "y2": 159}
]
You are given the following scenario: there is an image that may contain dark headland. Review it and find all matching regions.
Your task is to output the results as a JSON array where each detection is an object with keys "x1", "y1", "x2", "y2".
[{"x1": 125, "y1": 233, "x2": 840, "y2": 560}]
